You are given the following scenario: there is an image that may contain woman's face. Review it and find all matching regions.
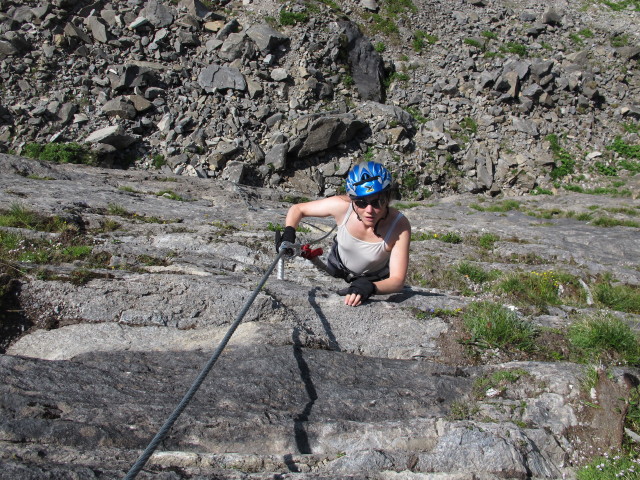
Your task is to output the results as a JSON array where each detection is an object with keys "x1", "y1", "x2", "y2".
[{"x1": 352, "y1": 194, "x2": 388, "y2": 225}]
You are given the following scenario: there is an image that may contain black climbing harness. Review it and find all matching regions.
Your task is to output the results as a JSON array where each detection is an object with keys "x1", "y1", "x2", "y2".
[{"x1": 124, "y1": 227, "x2": 334, "y2": 479}]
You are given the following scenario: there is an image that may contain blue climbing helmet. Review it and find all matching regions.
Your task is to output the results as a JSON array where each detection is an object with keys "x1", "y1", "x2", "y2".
[{"x1": 345, "y1": 161, "x2": 392, "y2": 198}]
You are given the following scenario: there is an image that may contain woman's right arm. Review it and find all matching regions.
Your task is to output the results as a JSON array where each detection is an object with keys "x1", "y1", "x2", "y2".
[{"x1": 285, "y1": 195, "x2": 350, "y2": 228}]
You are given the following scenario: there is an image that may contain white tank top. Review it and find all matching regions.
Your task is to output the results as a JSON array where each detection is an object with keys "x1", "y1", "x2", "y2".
[{"x1": 336, "y1": 203, "x2": 404, "y2": 275}]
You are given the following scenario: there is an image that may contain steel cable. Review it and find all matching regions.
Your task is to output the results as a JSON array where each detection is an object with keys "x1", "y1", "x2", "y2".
[{"x1": 124, "y1": 249, "x2": 287, "y2": 479}]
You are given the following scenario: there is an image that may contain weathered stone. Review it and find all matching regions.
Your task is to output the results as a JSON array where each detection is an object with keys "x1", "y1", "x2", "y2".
[
  {"x1": 84, "y1": 125, "x2": 138, "y2": 148},
  {"x1": 128, "y1": 94, "x2": 153, "y2": 112},
  {"x1": 245, "y1": 24, "x2": 289, "y2": 52},
  {"x1": 63, "y1": 22, "x2": 92, "y2": 44},
  {"x1": 511, "y1": 116, "x2": 539, "y2": 137},
  {"x1": 141, "y1": 0, "x2": 174, "y2": 27},
  {"x1": 57, "y1": 103, "x2": 77, "y2": 124},
  {"x1": 221, "y1": 160, "x2": 247, "y2": 183},
  {"x1": 102, "y1": 97, "x2": 137, "y2": 119},
  {"x1": 542, "y1": 8, "x2": 562, "y2": 25},
  {"x1": 361, "y1": 0, "x2": 379, "y2": 11},
  {"x1": 87, "y1": 16, "x2": 110, "y2": 43},
  {"x1": 296, "y1": 114, "x2": 367, "y2": 157},
  {"x1": 337, "y1": 20, "x2": 385, "y2": 102},
  {"x1": 219, "y1": 32, "x2": 252, "y2": 61},
  {"x1": 179, "y1": 0, "x2": 211, "y2": 18},
  {"x1": 265, "y1": 142, "x2": 288, "y2": 171},
  {"x1": 476, "y1": 70, "x2": 496, "y2": 90},
  {"x1": 271, "y1": 68, "x2": 289, "y2": 82},
  {"x1": 0, "y1": 40, "x2": 18, "y2": 58},
  {"x1": 197, "y1": 65, "x2": 247, "y2": 92}
]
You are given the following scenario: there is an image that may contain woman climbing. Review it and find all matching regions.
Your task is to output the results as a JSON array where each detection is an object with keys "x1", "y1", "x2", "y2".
[{"x1": 276, "y1": 161, "x2": 411, "y2": 307}]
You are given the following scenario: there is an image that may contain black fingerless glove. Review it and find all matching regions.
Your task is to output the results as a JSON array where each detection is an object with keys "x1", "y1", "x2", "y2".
[
  {"x1": 343, "y1": 277, "x2": 376, "y2": 301},
  {"x1": 275, "y1": 226, "x2": 296, "y2": 252}
]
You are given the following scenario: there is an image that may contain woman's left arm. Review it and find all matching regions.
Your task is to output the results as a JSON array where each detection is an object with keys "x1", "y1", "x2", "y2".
[{"x1": 373, "y1": 217, "x2": 411, "y2": 295}]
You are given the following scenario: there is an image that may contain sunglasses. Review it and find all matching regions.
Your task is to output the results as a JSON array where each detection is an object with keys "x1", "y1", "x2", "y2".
[{"x1": 353, "y1": 197, "x2": 386, "y2": 209}]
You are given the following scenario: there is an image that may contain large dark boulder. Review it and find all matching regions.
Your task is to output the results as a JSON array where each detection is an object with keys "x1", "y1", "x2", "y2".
[{"x1": 337, "y1": 21, "x2": 385, "y2": 102}]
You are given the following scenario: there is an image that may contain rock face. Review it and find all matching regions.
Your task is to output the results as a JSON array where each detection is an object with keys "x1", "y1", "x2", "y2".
[
  {"x1": 0, "y1": 0, "x2": 638, "y2": 199},
  {"x1": 1, "y1": 155, "x2": 640, "y2": 478}
]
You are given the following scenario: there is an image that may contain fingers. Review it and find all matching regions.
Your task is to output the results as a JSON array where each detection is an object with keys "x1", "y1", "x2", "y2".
[{"x1": 343, "y1": 292, "x2": 362, "y2": 307}]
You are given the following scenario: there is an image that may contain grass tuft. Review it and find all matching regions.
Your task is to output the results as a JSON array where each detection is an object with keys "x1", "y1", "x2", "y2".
[
  {"x1": 463, "y1": 301, "x2": 537, "y2": 352},
  {"x1": 569, "y1": 312, "x2": 640, "y2": 365},
  {"x1": 23, "y1": 142, "x2": 97, "y2": 166}
]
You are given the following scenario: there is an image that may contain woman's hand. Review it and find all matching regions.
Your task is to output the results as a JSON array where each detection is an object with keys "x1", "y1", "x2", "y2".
[
  {"x1": 339, "y1": 278, "x2": 376, "y2": 307},
  {"x1": 344, "y1": 292, "x2": 363, "y2": 307}
]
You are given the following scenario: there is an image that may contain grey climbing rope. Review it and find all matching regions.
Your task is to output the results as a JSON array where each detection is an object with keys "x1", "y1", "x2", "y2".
[{"x1": 124, "y1": 248, "x2": 289, "y2": 479}]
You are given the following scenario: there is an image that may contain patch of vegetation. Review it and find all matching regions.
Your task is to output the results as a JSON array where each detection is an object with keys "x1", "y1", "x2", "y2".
[
  {"x1": 94, "y1": 218, "x2": 122, "y2": 233},
  {"x1": 156, "y1": 190, "x2": 186, "y2": 201},
  {"x1": 279, "y1": 9, "x2": 309, "y2": 26},
  {"x1": 106, "y1": 203, "x2": 180, "y2": 224},
  {"x1": 460, "y1": 117, "x2": 478, "y2": 135},
  {"x1": 473, "y1": 368, "x2": 528, "y2": 399},
  {"x1": 531, "y1": 187, "x2": 553, "y2": 195},
  {"x1": 0, "y1": 203, "x2": 71, "y2": 233},
  {"x1": 608, "y1": 136, "x2": 640, "y2": 161},
  {"x1": 499, "y1": 42, "x2": 527, "y2": 57},
  {"x1": 478, "y1": 233, "x2": 500, "y2": 250},
  {"x1": 405, "y1": 106, "x2": 427, "y2": 124},
  {"x1": 496, "y1": 270, "x2": 584, "y2": 311},
  {"x1": 374, "y1": 42, "x2": 386, "y2": 53},
  {"x1": 457, "y1": 262, "x2": 500, "y2": 284},
  {"x1": 364, "y1": 0, "x2": 416, "y2": 37},
  {"x1": 594, "y1": 276, "x2": 640, "y2": 313},
  {"x1": 266, "y1": 222, "x2": 310, "y2": 234},
  {"x1": 438, "y1": 232, "x2": 463, "y2": 244},
  {"x1": 462, "y1": 301, "x2": 537, "y2": 352},
  {"x1": 470, "y1": 200, "x2": 521, "y2": 213},
  {"x1": 384, "y1": 72, "x2": 410, "y2": 88},
  {"x1": 23, "y1": 142, "x2": 97, "y2": 166},
  {"x1": 412, "y1": 31, "x2": 437, "y2": 52},
  {"x1": 283, "y1": 195, "x2": 311, "y2": 204},
  {"x1": 464, "y1": 38, "x2": 484, "y2": 50},
  {"x1": 481, "y1": 30, "x2": 498, "y2": 40},
  {"x1": 69, "y1": 268, "x2": 113, "y2": 286},
  {"x1": 394, "y1": 202, "x2": 422, "y2": 209},
  {"x1": 569, "y1": 312, "x2": 640, "y2": 365},
  {"x1": 385, "y1": 0, "x2": 417, "y2": 16},
  {"x1": 547, "y1": 134, "x2": 576, "y2": 180},
  {"x1": 610, "y1": 33, "x2": 631, "y2": 46},
  {"x1": 398, "y1": 170, "x2": 422, "y2": 199},
  {"x1": 594, "y1": 161, "x2": 619, "y2": 176},
  {"x1": 577, "y1": 451, "x2": 640, "y2": 480},
  {"x1": 0, "y1": 229, "x2": 110, "y2": 269},
  {"x1": 406, "y1": 255, "x2": 471, "y2": 294},
  {"x1": 413, "y1": 306, "x2": 462, "y2": 320},
  {"x1": 448, "y1": 400, "x2": 479, "y2": 420},
  {"x1": 569, "y1": 33, "x2": 585, "y2": 46},
  {"x1": 136, "y1": 254, "x2": 170, "y2": 267},
  {"x1": 210, "y1": 220, "x2": 238, "y2": 235},
  {"x1": 151, "y1": 154, "x2": 166, "y2": 169},
  {"x1": 591, "y1": 217, "x2": 640, "y2": 228},
  {"x1": 367, "y1": 13, "x2": 399, "y2": 36},
  {"x1": 562, "y1": 184, "x2": 633, "y2": 197}
]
